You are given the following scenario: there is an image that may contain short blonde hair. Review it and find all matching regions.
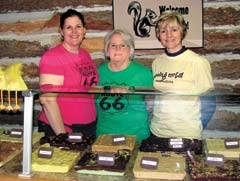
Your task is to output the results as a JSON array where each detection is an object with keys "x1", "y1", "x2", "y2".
[
  {"x1": 104, "y1": 29, "x2": 135, "y2": 60},
  {"x1": 155, "y1": 11, "x2": 188, "y2": 41}
]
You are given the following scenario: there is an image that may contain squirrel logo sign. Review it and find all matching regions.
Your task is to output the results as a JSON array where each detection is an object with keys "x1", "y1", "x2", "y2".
[{"x1": 128, "y1": 1, "x2": 157, "y2": 38}]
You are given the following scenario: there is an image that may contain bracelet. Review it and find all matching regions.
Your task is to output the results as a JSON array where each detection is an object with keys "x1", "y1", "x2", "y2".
[
  {"x1": 103, "y1": 86, "x2": 111, "y2": 92},
  {"x1": 128, "y1": 86, "x2": 135, "y2": 92}
]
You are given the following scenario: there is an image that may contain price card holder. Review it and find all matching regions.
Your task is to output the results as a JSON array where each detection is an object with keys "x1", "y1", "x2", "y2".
[
  {"x1": 169, "y1": 138, "x2": 183, "y2": 149},
  {"x1": 140, "y1": 156, "x2": 159, "y2": 169},
  {"x1": 206, "y1": 153, "x2": 225, "y2": 166},
  {"x1": 38, "y1": 147, "x2": 54, "y2": 159},
  {"x1": 112, "y1": 134, "x2": 126, "y2": 145},
  {"x1": 224, "y1": 138, "x2": 239, "y2": 149},
  {"x1": 10, "y1": 128, "x2": 23, "y2": 138},
  {"x1": 68, "y1": 133, "x2": 83, "y2": 143},
  {"x1": 97, "y1": 152, "x2": 115, "y2": 166}
]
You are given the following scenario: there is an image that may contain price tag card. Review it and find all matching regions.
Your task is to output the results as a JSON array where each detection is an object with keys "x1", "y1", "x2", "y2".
[
  {"x1": 140, "y1": 156, "x2": 159, "y2": 169},
  {"x1": 169, "y1": 138, "x2": 183, "y2": 149},
  {"x1": 224, "y1": 138, "x2": 239, "y2": 149},
  {"x1": 206, "y1": 153, "x2": 225, "y2": 166},
  {"x1": 68, "y1": 133, "x2": 83, "y2": 143},
  {"x1": 10, "y1": 128, "x2": 23, "y2": 138},
  {"x1": 38, "y1": 147, "x2": 54, "y2": 159},
  {"x1": 112, "y1": 134, "x2": 126, "y2": 145},
  {"x1": 97, "y1": 152, "x2": 115, "y2": 166}
]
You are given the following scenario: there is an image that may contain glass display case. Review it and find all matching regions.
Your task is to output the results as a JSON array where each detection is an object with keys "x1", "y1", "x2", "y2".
[{"x1": 7, "y1": 87, "x2": 239, "y2": 179}]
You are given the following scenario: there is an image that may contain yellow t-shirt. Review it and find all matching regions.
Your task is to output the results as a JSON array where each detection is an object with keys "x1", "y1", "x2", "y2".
[{"x1": 150, "y1": 49, "x2": 214, "y2": 139}]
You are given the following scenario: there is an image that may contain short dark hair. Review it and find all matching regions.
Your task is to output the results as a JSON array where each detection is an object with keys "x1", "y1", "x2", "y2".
[{"x1": 60, "y1": 9, "x2": 86, "y2": 29}]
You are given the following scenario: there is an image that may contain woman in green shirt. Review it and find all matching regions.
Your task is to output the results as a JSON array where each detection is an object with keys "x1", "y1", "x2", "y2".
[{"x1": 95, "y1": 29, "x2": 153, "y2": 142}]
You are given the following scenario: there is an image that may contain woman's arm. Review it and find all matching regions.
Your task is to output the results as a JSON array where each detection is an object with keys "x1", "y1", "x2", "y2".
[{"x1": 39, "y1": 74, "x2": 66, "y2": 135}]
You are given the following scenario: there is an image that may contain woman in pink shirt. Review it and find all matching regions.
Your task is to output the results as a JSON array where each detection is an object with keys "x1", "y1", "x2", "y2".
[{"x1": 38, "y1": 9, "x2": 99, "y2": 139}]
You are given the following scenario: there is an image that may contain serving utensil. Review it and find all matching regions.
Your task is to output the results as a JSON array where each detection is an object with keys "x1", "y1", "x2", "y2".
[
  {"x1": 0, "y1": 89, "x2": 5, "y2": 110},
  {"x1": 13, "y1": 90, "x2": 20, "y2": 112},
  {"x1": 6, "y1": 90, "x2": 13, "y2": 112}
]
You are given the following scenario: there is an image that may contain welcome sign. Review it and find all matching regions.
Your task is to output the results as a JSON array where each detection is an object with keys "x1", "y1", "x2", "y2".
[{"x1": 113, "y1": 0, "x2": 203, "y2": 49}]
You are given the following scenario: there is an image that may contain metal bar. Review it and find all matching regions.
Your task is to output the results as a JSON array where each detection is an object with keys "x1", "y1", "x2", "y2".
[{"x1": 18, "y1": 91, "x2": 34, "y2": 178}]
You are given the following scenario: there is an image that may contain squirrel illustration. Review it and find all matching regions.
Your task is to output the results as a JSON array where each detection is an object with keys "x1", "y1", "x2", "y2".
[{"x1": 128, "y1": 1, "x2": 157, "y2": 37}]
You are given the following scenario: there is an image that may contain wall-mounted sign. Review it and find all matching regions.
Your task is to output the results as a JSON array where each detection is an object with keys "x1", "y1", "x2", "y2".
[{"x1": 113, "y1": 0, "x2": 203, "y2": 49}]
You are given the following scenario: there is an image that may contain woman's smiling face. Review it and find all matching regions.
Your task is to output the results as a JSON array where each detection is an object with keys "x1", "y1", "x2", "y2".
[
  {"x1": 158, "y1": 20, "x2": 183, "y2": 53},
  {"x1": 108, "y1": 33, "x2": 131, "y2": 64},
  {"x1": 61, "y1": 16, "x2": 86, "y2": 48}
]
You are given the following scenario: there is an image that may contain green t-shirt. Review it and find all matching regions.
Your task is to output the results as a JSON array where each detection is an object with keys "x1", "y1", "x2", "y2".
[{"x1": 95, "y1": 60, "x2": 153, "y2": 142}]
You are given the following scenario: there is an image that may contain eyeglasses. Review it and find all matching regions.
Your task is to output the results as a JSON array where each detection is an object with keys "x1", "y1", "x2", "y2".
[{"x1": 109, "y1": 43, "x2": 128, "y2": 50}]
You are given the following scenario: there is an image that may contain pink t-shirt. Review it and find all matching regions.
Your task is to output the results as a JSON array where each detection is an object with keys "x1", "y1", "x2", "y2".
[{"x1": 39, "y1": 45, "x2": 99, "y2": 131}]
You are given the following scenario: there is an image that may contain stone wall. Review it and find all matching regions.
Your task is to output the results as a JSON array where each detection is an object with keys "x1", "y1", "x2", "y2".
[{"x1": 0, "y1": 0, "x2": 239, "y2": 130}]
